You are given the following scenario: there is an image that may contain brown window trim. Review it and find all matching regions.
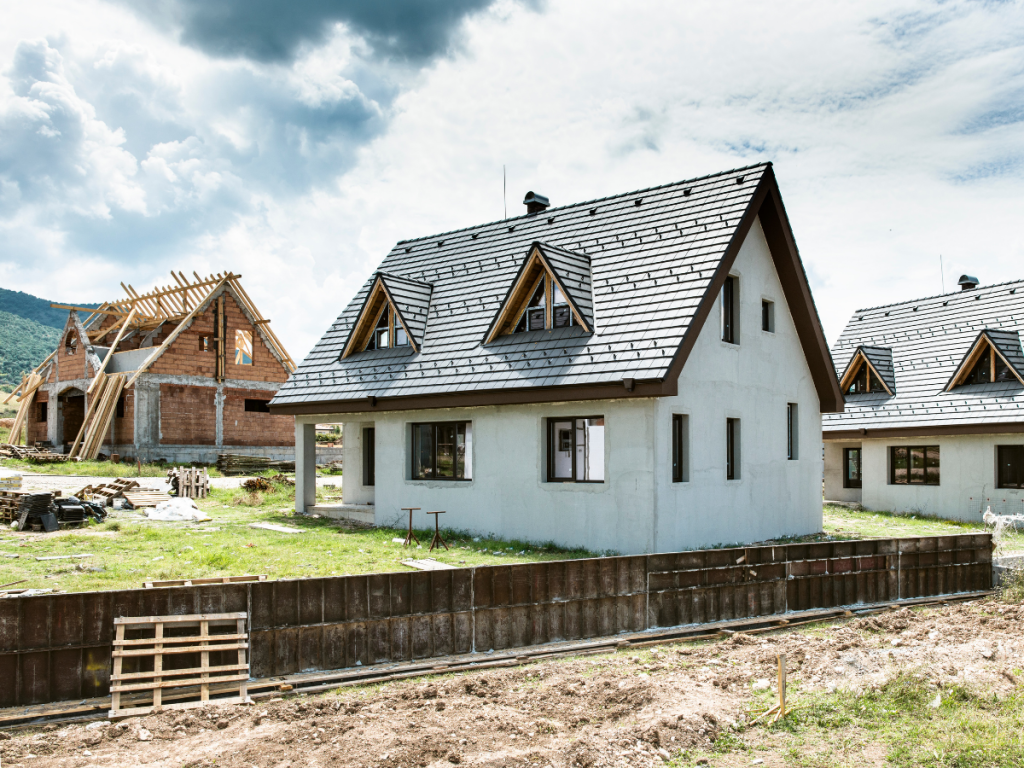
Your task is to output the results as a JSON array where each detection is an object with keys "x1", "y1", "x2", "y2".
[
  {"x1": 546, "y1": 416, "x2": 605, "y2": 483},
  {"x1": 889, "y1": 445, "x2": 940, "y2": 485},
  {"x1": 411, "y1": 421, "x2": 471, "y2": 481},
  {"x1": 997, "y1": 445, "x2": 1024, "y2": 489},
  {"x1": 364, "y1": 427, "x2": 376, "y2": 486},
  {"x1": 843, "y1": 447, "x2": 862, "y2": 489},
  {"x1": 672, "y1": 414, "x2": 688, "y2": 483},
  {"x1": 726, "y1": 418, "x2": 740, "y2": 480}
]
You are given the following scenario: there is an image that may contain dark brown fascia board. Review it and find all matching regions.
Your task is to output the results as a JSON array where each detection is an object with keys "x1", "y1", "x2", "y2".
[
  {"x1": 824, "y1": 421, "x2": 1024, "y2": 440},
  {"x1": 269, "y1": 379, "x2": 664, "y2": 416}
]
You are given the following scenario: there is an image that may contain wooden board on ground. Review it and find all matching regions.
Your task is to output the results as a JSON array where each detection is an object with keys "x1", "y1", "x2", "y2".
[
  {"x1": 109, "y1": 612, "x2": 250, "y2": 719},
  {"x1": 123, "y1": 490, "x2": 171, "y2": 508},
  {"x1": 75, "y1": 478, "x2": 140, "y2": 501},
  {"x1": 248, "y1": 522, "x2": 304, "y2": 534},
  {"x1": 143, "y1": 575, "x2": 267, "y2": 589},
  {"x1": 401, "y1": 559, "x2": 457, "y2": 571}
]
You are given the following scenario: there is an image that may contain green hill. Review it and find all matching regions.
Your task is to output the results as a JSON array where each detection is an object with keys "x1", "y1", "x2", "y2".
[
  {"x1": 0, "y1": 287, "x2": 97, "y2": 330},
  {"x1": 0, "y1": 310, "x2": 61, "y2": 386}
]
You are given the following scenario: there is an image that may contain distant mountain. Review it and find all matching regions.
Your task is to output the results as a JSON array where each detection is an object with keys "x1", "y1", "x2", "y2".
[
  {"x1": 0, "y1": 287, "x2": 99, "y2": 330},
  {"x1": 0, "y1": 310, "x2": 61, "y2": 386}
]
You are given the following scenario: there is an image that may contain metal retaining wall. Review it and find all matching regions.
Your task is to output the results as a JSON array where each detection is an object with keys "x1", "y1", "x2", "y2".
[{"x1": 0, "y1": 534, "x2": 992, "y2": 708}]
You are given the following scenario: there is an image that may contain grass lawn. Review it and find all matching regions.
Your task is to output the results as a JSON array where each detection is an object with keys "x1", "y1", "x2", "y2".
[
  {"x1": 0, "y1": 457, "x2": 225, "y2": 478},
  {"x1": 0, "y1": 477, "x2": 596, "y2": 593}
]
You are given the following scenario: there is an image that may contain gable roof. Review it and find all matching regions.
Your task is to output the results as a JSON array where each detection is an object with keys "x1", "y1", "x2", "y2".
[
  {"x1": 944, "y1": 328, "x2": 1024, "y2": 391},
  {"x1": 839, "y1": 345, "x2": 895, "y2": 395},
  {"x1": 271, "y1": 163, "x2": 843, "y2": 414},
  {"x1": 341, "y1": 272, "x2": 433, "y2": 357},
  {"x1": 824, "y1": 280, "x2": 1024, "y2": 437}
]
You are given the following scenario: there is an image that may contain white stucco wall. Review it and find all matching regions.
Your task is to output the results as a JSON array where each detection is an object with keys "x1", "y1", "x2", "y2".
[
  {"x1": 653, "y1": 218, "x2": 824, "y2": 550},
  {"x1": 826, "y1": 433, "x2": 1024, "y2": 521},
  {"x1": 300, "y1": 215, "x2": 825, "y2": 555},
  {"x1": 824, "y1": 441, "x2": 863, "y2": 503}
]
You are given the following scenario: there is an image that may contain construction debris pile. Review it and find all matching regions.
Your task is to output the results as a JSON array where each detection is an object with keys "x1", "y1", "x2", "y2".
[
  {"x1": 167, "y1": 467, "x2": 210, "y2": 499},
  {"x1": 2, "y1": 491, "x2": 105, "y2": 532},
  {"x1": 217, "y1": 453, "x2": 295, "y2": 475},
  {"x1": 74, "y1": 478, "x2": 170, "y2": 510},
  {"x1": 0, "y1": 444, "x2": 67, "y2": 463}
]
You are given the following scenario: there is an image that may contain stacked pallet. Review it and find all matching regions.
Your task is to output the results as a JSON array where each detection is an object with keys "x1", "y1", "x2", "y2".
[
  {"x1": 122, "y1": 490, "x2": 171, "y2": 509},
  {"x1": 0, "y1": 490, "x2": 61, "y2": 525},
  {"x1": 216, "y1": 454, "x2": 295, "y2": 475},
  {"x1": 167, "y1": 467, "x2": 210, "y2": 499},
  {"x1": 0, "y1": 445, "x2": 67, "y2": 463}
]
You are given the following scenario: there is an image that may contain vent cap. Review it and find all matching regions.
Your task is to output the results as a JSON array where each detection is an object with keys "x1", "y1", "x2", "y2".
[
  {"x1": 523, "y1": 191, "x2": 550, "y2": 215},
  {"x1": 958, "y1": 274, "x2": 980, "y2": 291}
]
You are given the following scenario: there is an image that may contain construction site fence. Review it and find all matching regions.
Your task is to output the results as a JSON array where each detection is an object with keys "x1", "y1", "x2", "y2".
[{"x1": 0, "y1": 534, "x2": 992, "y2": 708}]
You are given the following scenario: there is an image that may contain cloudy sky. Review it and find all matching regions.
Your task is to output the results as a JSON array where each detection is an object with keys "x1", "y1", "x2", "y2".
[{"x1": 2, "y1": 0, "x2": 1023, "y2": 360}]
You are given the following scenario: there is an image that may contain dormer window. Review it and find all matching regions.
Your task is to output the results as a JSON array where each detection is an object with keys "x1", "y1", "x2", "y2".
[
  {"x1": 961, "y1": 346, "x2": 1013, "y2": 385},
  {"x1": 552, "y1": 284, "x2": 574, "y2": 328},
  {"x1": 838, "y1": 346, "x2": 895, "y2": 396},
  {"x1": 364, "y1": 305, "x2": 409, "y2": 351},
  {"x1": 946, "y1": 329, "x2": 1024, "y2": 390},
  {"x1": 341, "y1": 272, "x2": 430, "y2": 358},
  {"x1": 515, "y1": 278, "x2": 547, "y2": 333},
  {"x1": 846, "y1": 362, "x2": 885, "y2": 394}
]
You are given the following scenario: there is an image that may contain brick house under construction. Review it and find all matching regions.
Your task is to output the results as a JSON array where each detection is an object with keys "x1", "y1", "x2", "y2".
[{"x1": 5, "y1": 272, "x2": 297, "y2": 463}]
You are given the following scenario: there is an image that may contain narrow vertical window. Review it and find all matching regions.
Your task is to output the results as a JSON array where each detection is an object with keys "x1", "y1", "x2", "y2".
[
  {"x1": 547, "y1": 417, "x2": 604, "y2": 482},
  {"x1": 672, "y1": 414, "x2": 688, "y2": 482},
  {"x1": 762, "y1": 300, "x2": 774, "y2": 332},
  {"x1": 787, "y1": 403, "x2": 798, "y2": 460},
  {"x1": 726, "y1": 418, "x2": 740, "y2": 480},
  {"x1": 363, "y1": 427, "x2": 375, "y2": 486},
  {"x1": 843, "y1": 447, "x2": 862, "y2": 488},
  {"x1": 721, "y1": 276, "x2": 737, "y2": 343},
  {"x1": 38, "y1": 402, "x2": 48, "y2": 423},
  {"x1": 234, "y1": 329, "x2": 253, "y2": 365}
]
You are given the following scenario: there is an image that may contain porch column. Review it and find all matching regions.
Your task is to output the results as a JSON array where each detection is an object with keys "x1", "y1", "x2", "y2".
[{"x1": 295, "y1": 420, "x2": 316, "y2": 514}]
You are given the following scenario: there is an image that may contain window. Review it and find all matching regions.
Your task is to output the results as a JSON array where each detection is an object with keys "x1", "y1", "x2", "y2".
[
  {"x1": 672, "y1": 414, "x2": 689, "y2": 482},
  {"x1": 721, "y1": 276, "x2": 737, "y2": 344},
  {"x1": 844, "y1": 447, "x2": 862, "y2": 488},
  {"x1": 115, "y1": 396, "x2": 125, "y2": 418},
  {"x1": 787, "y1": 403, "x2": 798, "y2": 460},
  {"x1": 199, "y1": 336, "x2": 210, "y2": 352},
  {"x1": 846, "y1": 361, "x2": 885, "y2": 394},
  {"x1": 552, "y1": 283, "x2": 573, "y2": 328},
  {"x1": 364, "y1": 427, "x2": 375, "y2": 486},
  {"x1": 235, "y1": 329, "x2": 253, "y2": 365},
  {"x1": 997, "y1": 445, "x2": 1024, "y2": 489},
  {"x1": 547, "y1": 417, "x2": 604, "y2": 482},
  {"x1": 513, "y1": 274, "x2": 576, "y2": 334},
  {"x1": 890, "y1": 446, "x2": 940, "y2": 485},
  {"x1": 726, "y1": 418, "x2": 740, "y2": 480},
  {"x1": 244, "y1": 399, "x2": 270, "y2": 413},
  {"x1": 412, "y1": 422, "x2": 472, "y2": 480},
  {"x1": 762, "y1": 300, "x2": 774, "y2": 332},
  {"x1": 961, "y1": 345, "x2": 1013, "y2": 385},
  {"x1": 364, "y1": 305, "x2": 409, "y2": 351},
  {"x1": 37, "y1": 402, "x2": 47, "y2": 423},
  {"x1": 65, "y1": 333, "x2": 77, "y2": 356}
]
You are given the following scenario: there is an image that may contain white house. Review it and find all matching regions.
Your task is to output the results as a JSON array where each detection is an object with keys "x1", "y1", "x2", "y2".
[
  {"x1": 823, "y1": 275, "x2": 1024, "y2": 520},
  {"x1": 271, "y1": 164, "x2": 844, "y2": 555}
]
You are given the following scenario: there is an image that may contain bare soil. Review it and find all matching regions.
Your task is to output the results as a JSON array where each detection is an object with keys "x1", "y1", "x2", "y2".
[{"x1": 2, "y1": 600, "x2": 1021, "y2": 768}]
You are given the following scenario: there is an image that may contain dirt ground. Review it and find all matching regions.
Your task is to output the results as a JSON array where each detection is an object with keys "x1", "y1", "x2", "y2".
[{"x1": 2, "y1": 599, "x2": 1021, "y2": 768}]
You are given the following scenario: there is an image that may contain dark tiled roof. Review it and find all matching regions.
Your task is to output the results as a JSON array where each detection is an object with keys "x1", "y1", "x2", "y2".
[
  {"x1": 860, "y1": 346, "x2": 896, "y2": 393},
  {"x1": 824, "y1": 280, "x2": 1024, "y2": 433},
  {"x1": 273, "y1": 164, "x2": 770, "y2": 406},
  {"x1": 986, "y1": 329, "x2": 1024, "y2": 377},
  {"x1": 378, "y1": 272, "x2": 432, "y2": 350},
  {"x1": 534, "y1": 242, "x2": 594, "y2": 330}
]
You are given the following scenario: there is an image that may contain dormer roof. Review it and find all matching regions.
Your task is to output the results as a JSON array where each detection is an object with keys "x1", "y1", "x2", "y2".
[
  {"x1": 839, "y1": 345, "x2": 895, "y2": 395},
  {"x1": 272, "y1": 163, "x2": 842, "y2": 415},
  {"x1": 945, "y1": 328, "x2": 1024, "y2": 391}
]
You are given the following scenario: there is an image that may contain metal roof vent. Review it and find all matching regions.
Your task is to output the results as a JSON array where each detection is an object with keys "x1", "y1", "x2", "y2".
[
  {"x1": 523, "y1": 191, "x2": 550, "y2": 215},
  {"x1": 958, "y1": 274, "x2": 980, "y2": 291}
]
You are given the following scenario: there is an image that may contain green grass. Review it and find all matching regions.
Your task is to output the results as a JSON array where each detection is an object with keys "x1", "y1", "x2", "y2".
[
  {"x1": 672, "y1": 672, "x2": 1024, "y2": 767},
  {"x1": 0, "y1": 479, "x2": 596, "y2": 593},
  {"x1": 0, "y1": 457, "x2": 225, "y2": 478},
  {"x1": 822, "y1": 504, "x2": 1024, "y2": 553}
]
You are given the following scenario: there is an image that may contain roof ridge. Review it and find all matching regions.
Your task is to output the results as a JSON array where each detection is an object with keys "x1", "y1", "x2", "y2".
[
  {"x1": 854, "y1": 276, "x2": 1024, "y2": 313},
  {"x1": 394, "y1": 162, "x2": 771, "y2": 246}
]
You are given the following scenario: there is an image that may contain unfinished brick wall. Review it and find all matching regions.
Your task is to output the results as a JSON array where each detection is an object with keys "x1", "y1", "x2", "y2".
[
  {"x1": 55, "y1": 325, "x2": 87, "y2": 382},
  {"x1": 159, "y1": 385, "x2": 216, "y2": 445},
  {"x1": 114, "y1": 388, "x2": 134, "y2": 444},
  {"x1": 148, "y1": 292, "x2": 289, "y2": 383},
  {"x1": 26, "y1": 392, "x2": 48, "y2": 445},
  {"x1": 222, "y1": 388, "x2": 293, "y2": 446}
]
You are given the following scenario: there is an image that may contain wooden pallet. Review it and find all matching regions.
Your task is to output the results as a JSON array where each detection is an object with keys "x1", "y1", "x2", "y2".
[
  {"x1": 168, "y1": 467, "x2": 210, "y2": 499},
  {"x1": 123, "y1": 490, "x2": 171, "y2": 508},
  {"x1": 74, "y1": 478, "x2": 140, "y2": 501},
  {"x1": 143, "y1": 574, "x2": 267, "y2": 589},
  {"x1": 109, "y1": 612, "x2": 250, "y2": 719}
]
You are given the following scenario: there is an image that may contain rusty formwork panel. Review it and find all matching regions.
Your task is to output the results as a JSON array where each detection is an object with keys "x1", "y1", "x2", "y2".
[{"x1": 0, "y1": 534, "x2": 993, "y2": 710}]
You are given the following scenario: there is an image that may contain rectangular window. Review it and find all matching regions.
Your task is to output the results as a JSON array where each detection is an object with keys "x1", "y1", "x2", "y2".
[
  {"x1": 672, "y1": 414, "x2": 689, "y2": 482},
  {"x1": 411, "y1": 422, "x2": 472, "y2": 480},
  {"x1": 721, "y1": 276, "x2": 737, "y2": 344},
  {"x1": 997, "y1": 445, "x2": 1024, "y2": 489},
  {"x1": 364, "y1": 427, "x2": 375, "y2": 486},
  {"x1": 199, "y1": 336, "x2": 210, "y2": 352},
  {"x1": 547, "y1": 417, "x2": 605, "y2": 482},
  {"x1": 844, "y1": 447, "x2": 862, "y2": 488},
  {"x1": 890, "y1": 446, "x2": 939, "y2": 485},
  {"x1": 235, "y1": 329, "x2": 253, "y2": 365},
  {"x1": 115, "y1": 396, "x2": 125, "y2": 419},
  {"x1": 38, "y1": 402, "x2": 47, "y2": 423},
  {"x1": 762, "y1": 300, "x2": 774, "y2": 332},
  {"x1": 244, "y1": 399, "x2": 271, "y2": 413},
  {"x1": 787, "y1": 403, "x2": 798, "y2": 460},
  {"x1": 726, "y1": 418, "x2": 740, "y2": 480}
]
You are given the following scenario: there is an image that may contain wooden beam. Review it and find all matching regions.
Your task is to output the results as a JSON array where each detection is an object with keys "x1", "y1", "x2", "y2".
[
  {"x1": 50, "y1": 304, "x2": 128, "y2": 317},
  {"x1": 88, "y1": 306, "x2": 138, "y2": 395},
  {"x1": 69, "y1": 372, "x2": 106, "y2": 458}
]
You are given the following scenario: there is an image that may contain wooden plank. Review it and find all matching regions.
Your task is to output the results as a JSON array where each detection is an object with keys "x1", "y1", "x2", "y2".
[
  {"x1": 68, "y1": 372, "x2": 106, "y2": 457},
  {"x1": 113, "y1": 633, "x2": 247, "y2": 647},
  {"x1": 113, "y1": 664, "x2": 249, "y2": 682},
  {"x1": 88, "y1": 306, "x2": 138, "y2": 394},
  {"x1": 110, "y1": 696, "x2": 249, "y2": 719},
  {"x1": 112, "y1": 642, "x2": 249, "y2": 658},
  {"x1": 111, "y1": 623, "x2": 124, "y2": 714},
  {"x1": 115, "y1": 612, "x2": 247, "y2": 625},
  {"x1": 112, "y1": 674, "x2": 249, "y2": 693}
]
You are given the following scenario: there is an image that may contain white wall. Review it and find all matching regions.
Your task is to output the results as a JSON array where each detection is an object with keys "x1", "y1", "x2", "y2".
[
  {"x1": 842, "y1": 434, "x2": 1024, "y2": 521},
  {"x1": 653, "y1": 218, "x2": 824, "y2": 550},
  {"x1": 824, "y1": 441, "x2": 863, "y2": 503}
]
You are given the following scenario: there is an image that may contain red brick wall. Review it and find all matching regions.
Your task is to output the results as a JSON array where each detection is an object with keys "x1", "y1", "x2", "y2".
[
  {"x1": 222, "y1": 388, "x2": 293, "y2": 446},
  {"x1": 26, "y1": 392, "x2": 48, "y2": 444},
  {"x1": 114, "y1": 387, "x2": 134, "y2": 444},
  {"x1": 56, "y1": 326, "x2": 88, "y2": 382},
  {"x1": 148, "y1": 292, "x2": 289, "y2": 383},
  {"x1": 159, "y1": 384, "x2": 216, "y2": 445}
]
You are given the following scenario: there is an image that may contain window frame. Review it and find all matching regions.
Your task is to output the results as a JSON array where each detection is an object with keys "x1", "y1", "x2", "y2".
[
  {"x1": 843, "y1": 447, "x2": 862, "y2": 489},
  {"x1": 234, "y1": 328, "x2": 253, "y2": 366},
  {"x1": 726, "y1": 417, "x2": 740, "y2": 480},
  {"x1": 243, "y1": 399, "x2": 271, "y2": 413},
  {"x1": 997, "y1": 445, "x2": 1024, "y2": 489},
  {"x1": 672, "y1": 414, "x2": 689, "y2": 483},
  {"x1": 410, "y1": 421, "x2": 472, "y2": 481},
  {"x1": 761, "y1": 299, "x2": 775, "y2": 333},
  {"x1": 38, "y1": 402, "x2": 48, "y2": 423},
  {"x1": 364, "y1": 427, "x2": 376, "y2": 487},
  {"x1": 546, "y1": 416, "x2": 605, "y2": 483},
  {"x1": 787, "y1": 403, "x2": 798, "y2": 460},
  {"x1": 721, "y1": 275, "x2": 738, "y2": 344},
  {"x1": 889, "y1": 445, "x2": 940, "y2": 485}
]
